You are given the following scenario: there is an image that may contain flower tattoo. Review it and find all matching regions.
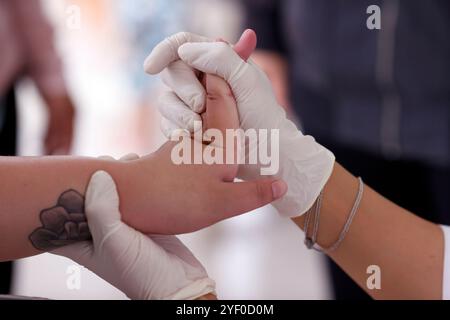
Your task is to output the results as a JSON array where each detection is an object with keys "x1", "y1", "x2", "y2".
[{"x1": 29, "y1": 190, "x2": 92, "y2": 251}]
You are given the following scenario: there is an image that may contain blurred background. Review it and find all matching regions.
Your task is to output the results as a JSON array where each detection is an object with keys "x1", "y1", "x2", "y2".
[{"x1": 2, "y1": 0, "x2": 448, "y2": 300}]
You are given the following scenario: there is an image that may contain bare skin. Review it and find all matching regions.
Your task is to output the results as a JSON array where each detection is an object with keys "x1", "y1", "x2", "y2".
[{"x1": 41, "y1": 93, "x2": 75, "y2": 155}]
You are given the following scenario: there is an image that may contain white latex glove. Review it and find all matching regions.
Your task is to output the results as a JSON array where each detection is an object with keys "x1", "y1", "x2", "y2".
[
  {"x1": 144, "y1": 32, "x2": 335, "y2": 217},
  {"x1": 53, "y1": 154, "x2": 215, "y2": 300}
]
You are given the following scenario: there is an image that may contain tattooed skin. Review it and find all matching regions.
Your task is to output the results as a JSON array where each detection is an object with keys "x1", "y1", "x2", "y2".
[{"x1": 29, "y1": 190, "x2": 92, "y2": 251}]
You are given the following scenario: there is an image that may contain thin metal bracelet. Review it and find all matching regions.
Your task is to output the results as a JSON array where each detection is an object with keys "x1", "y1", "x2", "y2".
[
  {"x1": 304, "y1": 177, "x2": 364, "y2": 253},
  {"x1": 304, "y1": 191, "x2": 323, "y2": 250},
  {"x1": 323, "y1": 177, "x2": 364, "y2": 253},
  {"x1": 311, "y1": 191, "x2": 323, "y2": 245},
  {"x1": 303, "y1": 206, "x2": 313, "y2": 249}
]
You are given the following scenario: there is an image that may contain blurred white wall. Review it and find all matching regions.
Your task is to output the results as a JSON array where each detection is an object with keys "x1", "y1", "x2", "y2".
[{"x1": 11, "y1": 0, "x2": 331, "y2": 300}]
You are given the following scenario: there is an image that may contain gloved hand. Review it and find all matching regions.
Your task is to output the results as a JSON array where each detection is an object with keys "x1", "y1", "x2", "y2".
[
  {"x1": 53, "y1": 154, "x2": 215, "y2": 300},
  {"x1": 144, "y1": 31, "x2": 335, "y2": 217}
]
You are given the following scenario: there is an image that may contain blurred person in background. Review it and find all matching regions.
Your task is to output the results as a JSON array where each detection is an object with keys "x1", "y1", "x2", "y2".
[
  {"x1": 0, "y1": 0, "x2": 75, "y2": 293},
  {"x1": 242, "y1": 0, "x2": 450, "y2": 299}
]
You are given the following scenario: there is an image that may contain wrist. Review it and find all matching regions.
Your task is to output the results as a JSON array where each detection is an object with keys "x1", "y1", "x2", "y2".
[
  {"x1": 292, "y1": 163, "x2": 359, "y2": 250},
  {"x1": 113, "y1": 155, "x2": 163, "y2": 233}
]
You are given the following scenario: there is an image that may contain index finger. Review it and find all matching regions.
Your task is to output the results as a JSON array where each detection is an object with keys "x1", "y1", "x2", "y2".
[{"x1": 144, "y1": 32, "x2": 211, "y2": 75}]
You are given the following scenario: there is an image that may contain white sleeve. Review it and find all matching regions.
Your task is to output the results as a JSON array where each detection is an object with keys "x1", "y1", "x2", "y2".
[{"x1": 441, "y1": 225, "x2": 450, "y2": 300}]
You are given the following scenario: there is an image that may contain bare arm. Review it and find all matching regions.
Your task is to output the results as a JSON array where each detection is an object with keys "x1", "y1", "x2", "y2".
[
  {"x1": 0, "y1": 156, "x2": 135, "y2": 260},
  {"x1": 40, "y1": 93, "x2": 76, "y2": 155},
  {"x1": 12, "y1": 0, "x2": 75, "y2": 155},
  {"x1": 292, "y1": 163, "x2": 444, "y2": 299}
]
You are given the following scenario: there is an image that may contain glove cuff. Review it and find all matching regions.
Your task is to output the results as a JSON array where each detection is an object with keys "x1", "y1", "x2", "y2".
[
  {"x1": 273, "y1": 122, "x2": 336, "y2": 217},
  {"x1": 274, "y1": 148, "x2": 335, "y2": 217}
]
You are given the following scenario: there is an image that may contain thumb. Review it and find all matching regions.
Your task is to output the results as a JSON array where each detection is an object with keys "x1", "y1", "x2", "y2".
[
  {"x1": 85, "y1": 171, "x2": 122, "y2": 243},
  {"x1": 217, "y1": 29, "x2": 257, "y2": 62},
  {"x1": 218, "y1": 179, "x2": 288, "y2": 220},
  {"x1": 233, "y1": 29, "x2": 257, "y2": 62}
]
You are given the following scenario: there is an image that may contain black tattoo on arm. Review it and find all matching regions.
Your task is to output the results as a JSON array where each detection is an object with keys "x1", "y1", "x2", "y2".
[{"x1": 29, "y1": 190, "x2": 92, "y2": 251}]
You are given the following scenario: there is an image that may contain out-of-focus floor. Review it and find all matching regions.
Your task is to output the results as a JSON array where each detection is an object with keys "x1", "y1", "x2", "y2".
[{"x1": 11, "y1": 0, "x2": 331, "y2": 300}]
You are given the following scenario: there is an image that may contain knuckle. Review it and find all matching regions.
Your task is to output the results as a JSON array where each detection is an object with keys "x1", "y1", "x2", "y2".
[
  {"x1": 210, "y1": 86, "x2": 233, "y2": 99},
  {"x1": 187, "y1": 90, "x2": 204, "y2": 106},
  {"x1": 207, "y1": 85, "x2": 233, "y2": 99},
  {"x1": 163, "y1": 32, "x2": 187, "y2": 54},
  {"x1": 173, "y1": 31, "x2": 190, "y2": 46},
  {"x1": 205, "y1": 76, "x2": 233, "y2": 98},
  {"x1": 206, "y1": 92, "x2": 222, "y2": 101}
]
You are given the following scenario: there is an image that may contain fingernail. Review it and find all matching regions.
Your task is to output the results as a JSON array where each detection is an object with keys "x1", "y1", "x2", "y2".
[{"x1": 272, "y1": 180, "x2": 288, "y2": 199}]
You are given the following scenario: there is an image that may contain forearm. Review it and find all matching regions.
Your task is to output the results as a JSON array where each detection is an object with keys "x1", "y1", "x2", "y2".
[
  {"x1": 0, "y1": 156, "x2": 159, "y2": 261},
  {"x1": 292, "y1": 163, "x2": 444, "y2": 299}
]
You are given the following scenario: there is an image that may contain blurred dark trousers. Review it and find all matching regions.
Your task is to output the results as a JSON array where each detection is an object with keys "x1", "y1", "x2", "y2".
[
  {"x1": 321, "y1": 139, "x2": 450, "y2": 300},
  {"x1": 0, "y1": 86, "x2": 17, "y2": 294}
]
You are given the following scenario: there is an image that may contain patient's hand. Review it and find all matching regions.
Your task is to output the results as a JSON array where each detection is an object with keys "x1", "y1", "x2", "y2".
[
  {"x1": 117, "y1": 69, "x2": 287, "y2": 235},
  {"x1": 198, "y1": 72, "x2": 241, "y2": 178}
]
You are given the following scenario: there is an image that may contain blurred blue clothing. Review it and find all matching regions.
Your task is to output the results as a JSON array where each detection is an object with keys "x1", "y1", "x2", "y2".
[
  {"x1": 243, "y1": 0, "x2": 450, "y2": 167},
  {"x1": 115, "y1": 0, "x2": 187, "y2": 94}
]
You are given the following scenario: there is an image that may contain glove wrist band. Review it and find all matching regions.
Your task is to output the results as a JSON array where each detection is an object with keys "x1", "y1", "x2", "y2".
[{"x1": 304, "y1": 177, "x2": 364, "y2": 253}]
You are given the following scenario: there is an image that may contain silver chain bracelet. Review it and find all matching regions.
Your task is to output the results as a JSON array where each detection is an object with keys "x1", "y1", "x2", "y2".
[{"x1": 304, "y1": 177, "x2": 364, "y2": 253}]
